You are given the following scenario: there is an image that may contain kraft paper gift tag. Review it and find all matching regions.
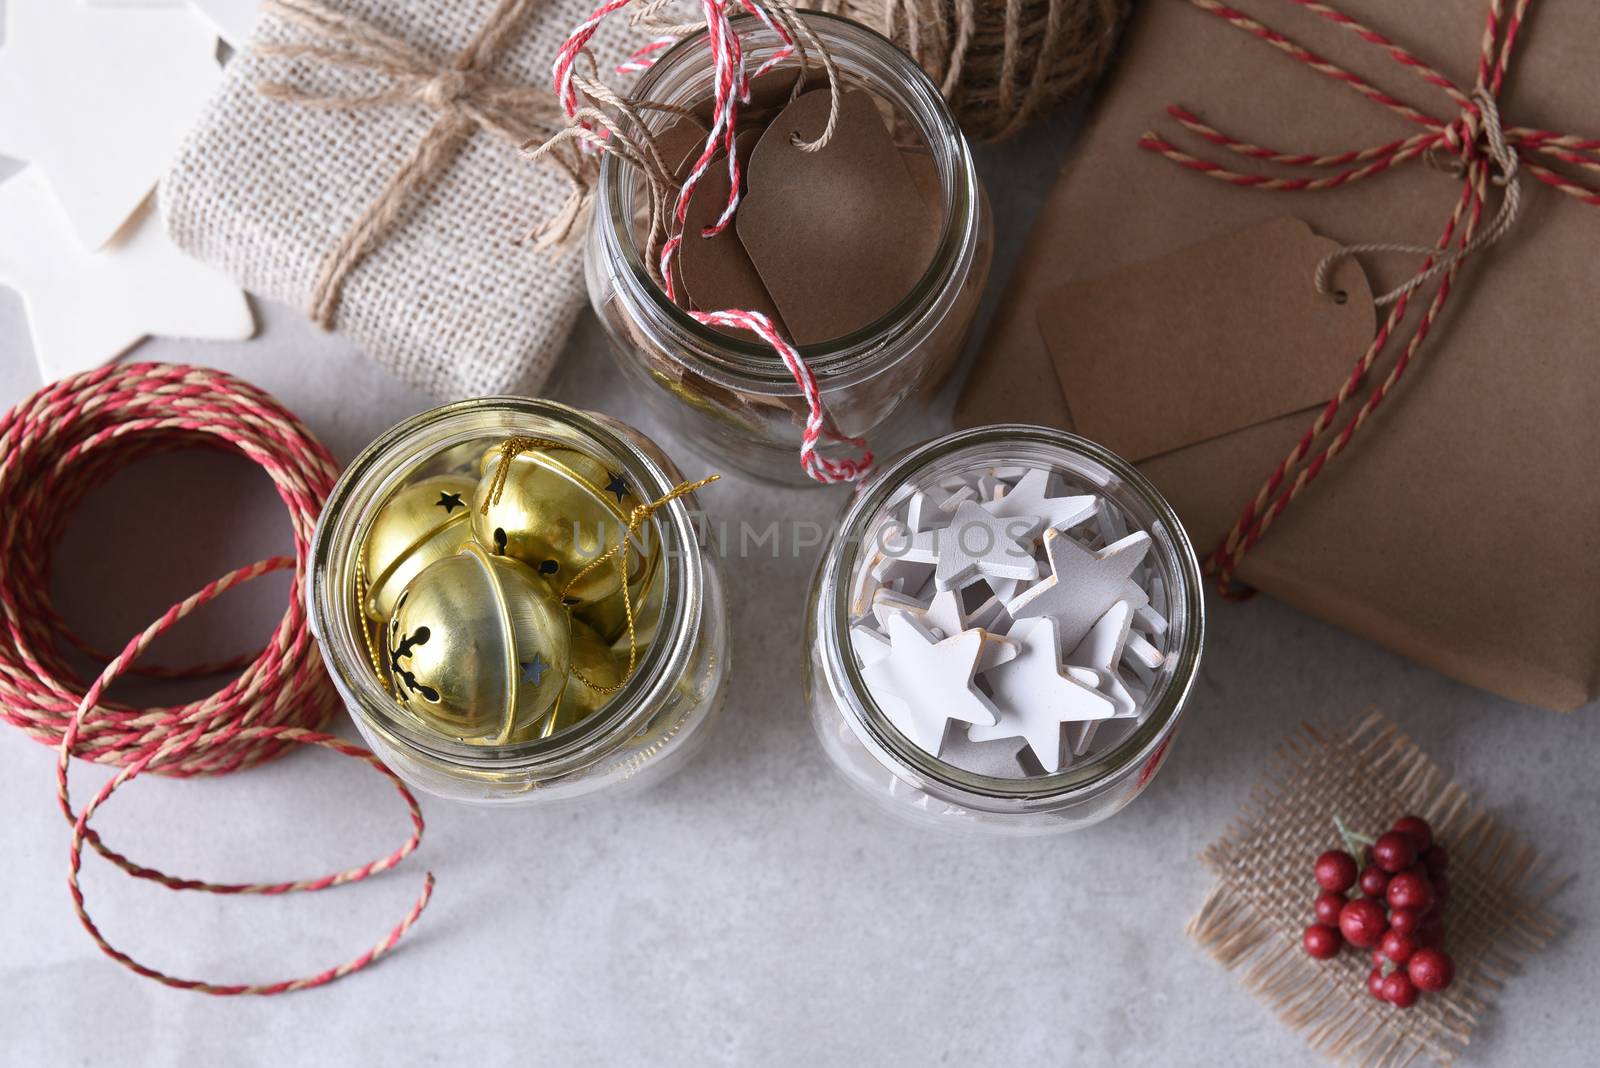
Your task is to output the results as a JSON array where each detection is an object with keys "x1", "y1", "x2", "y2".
[
  {"x1": 738, "y1": 88, "x2": 936, "y2": 345},
  {"x1": 1035, "y1": 218, "x2": 1376, "y2": 463}
]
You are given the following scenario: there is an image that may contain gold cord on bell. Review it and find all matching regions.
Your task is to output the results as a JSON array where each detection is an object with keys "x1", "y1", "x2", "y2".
[
  {"x1": 479, "y1": 435, "x2": 567, "y2": 514},
  {"x1": 561, "y1": 472, "x2": 720, "y2": 697}
]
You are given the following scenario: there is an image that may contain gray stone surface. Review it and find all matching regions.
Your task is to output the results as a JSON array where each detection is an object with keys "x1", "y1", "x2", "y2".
[{"x1": 1, "y1": 97, "x2": 1593, "y2": 1068}]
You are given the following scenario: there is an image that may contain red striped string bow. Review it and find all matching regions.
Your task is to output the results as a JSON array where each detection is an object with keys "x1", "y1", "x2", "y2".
[
  {"x1": 544, "y1": 0, "x2": 873, "y2": 484},
  {"x1": 1138, "y1": 0, "x2": 1600, "y2": 594}
]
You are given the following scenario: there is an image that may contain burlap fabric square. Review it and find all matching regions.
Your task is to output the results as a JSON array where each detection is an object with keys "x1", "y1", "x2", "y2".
[
  {"x1": 1190, "y1": 713, "x2": 1566, "y2": 1067},
  {"x1": 160, "y1": 0, "x2": 639, "y2": 399}
]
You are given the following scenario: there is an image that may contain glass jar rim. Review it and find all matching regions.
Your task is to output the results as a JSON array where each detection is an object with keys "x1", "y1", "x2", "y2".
[
  {"x1": 594, "y1": 10, "x2": 978, "y2": 389},
  {"x1": 307, "y1": 398, "x2": 707, "y2": 777},
  {"x1": 816, "y1": 424, "x2": 1207, "y2": 808}
]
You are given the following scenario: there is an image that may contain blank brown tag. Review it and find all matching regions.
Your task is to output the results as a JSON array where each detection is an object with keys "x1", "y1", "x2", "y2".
[
  {"x1": 1036, "y1": 218, "x2": 1376, "y2": 462},
  {"x1": 680, "y1": 129, "x2": 787, "y2": 336},
  {"x1": 737, "y1": 88, "x2": 936, "y2": 346}
]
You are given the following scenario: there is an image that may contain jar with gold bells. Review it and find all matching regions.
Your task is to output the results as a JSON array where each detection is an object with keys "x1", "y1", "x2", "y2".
[{"x1": 308, "y1": 399, "x2": 730, "y2": 805}]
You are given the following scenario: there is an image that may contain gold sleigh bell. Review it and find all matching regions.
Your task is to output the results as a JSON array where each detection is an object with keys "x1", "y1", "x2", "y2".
[
  {"x1": 471, "y1": 437, "x2": 659, "y2": 607},
  {"x1": 385, "y1": 542, "x2": 572, "y2": 743},
  {"x1": 360, "y1": 473, "x2": 477, "y2": 621}
]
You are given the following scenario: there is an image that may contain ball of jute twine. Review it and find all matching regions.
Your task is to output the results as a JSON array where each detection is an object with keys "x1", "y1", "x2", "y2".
[
  {"x1": 0, "y1": 362, "x2": 433, "y2": 995},
  {"x1": 820, "y1": 0, "x2": 1127, "y2": 141}
]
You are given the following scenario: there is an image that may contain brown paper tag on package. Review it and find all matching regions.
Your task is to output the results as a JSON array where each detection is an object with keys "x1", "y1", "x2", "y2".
[
  {"x1": 1037, "y1": 218, "x2": 1376, "y2": 462},
  {"x1": 954, "y1": 0, "x2": 1600, "y2": 710},
  {"x1": 737, "y1": 88, "x2": 936, "y2": 345}
]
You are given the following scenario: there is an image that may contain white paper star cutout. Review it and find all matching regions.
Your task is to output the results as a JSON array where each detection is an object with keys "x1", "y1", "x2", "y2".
[
  {"x1": 870, "y1": 589, "x2": 1019, "y2": 672},
  {"x1": 904, "y1": 501, "x2": 1043, "y2": 591},
  {"x1": 984, "y1": 468, "x2": 1098, "y2": 532},
  {"x1": 1063, "y1": 601, "x2": 1139, "y2": 757},
  {"x1": 860, "y1": 613, "x2": 998, "y2": 756},
  {"x1": 90, "y1": 2, "x2": 261, "y2": 49},
  {"x1": 1006, "y1": 529, "x2": 1151, "y2": 649},
  {"x1": 0, "y1": 0, "x2": 221, "y2": 249},
  {"x1": 0, "y1": 169, "x2": 253, "y2": 380},
  {"x1": 968, "y1": 616, "x2": 1115, "y2": 773}
]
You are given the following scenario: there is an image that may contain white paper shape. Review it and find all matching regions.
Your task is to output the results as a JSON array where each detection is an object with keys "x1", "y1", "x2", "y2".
[
  {"x1": 860, "y1": 612, "x2": 998, "y2": 756},
  {"x1": 189, "y1": 0, "x2": 262, "y2": 46},
  {"x1": 970, "y1": 617, "x2": 1115, "y2": 773},
  {"x1": 0, "y1": 169, "x2": 254, "y2": 380},
  {"x1": 1064, "y1": 601, "x2": 1140, "y2": 756},
  {"x1": 984, "y1": 468, "x2": 1098, "y2": 532},
  {"x1": 1006, "y1": 529, "x2": 1152, "y2": 649},
  {"x1": 905, "y1": 501, "x2": 1043, "y2": 591},
  {"x1": 0, "y1": 0, "x2": 222, "y2": 249}
]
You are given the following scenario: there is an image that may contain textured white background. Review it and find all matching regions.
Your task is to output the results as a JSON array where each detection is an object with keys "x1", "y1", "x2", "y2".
[{"x1": 1, "y1": 72, "x2": 1594, "y2": 1068}]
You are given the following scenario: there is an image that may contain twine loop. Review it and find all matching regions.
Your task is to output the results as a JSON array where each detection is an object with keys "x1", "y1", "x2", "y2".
[
  {"x1": 1317, "y1": 88, "x2": 1525, "y2": 308},
  {"x1": 1139, "y1": 0, "x2": 1600, "y2": 594},
  {"x1": 0, "y1": 362, "x2": 433, "y2": 995},
  {"x1": 418, "y1": 68, "x2": 478, "y2": 109}
]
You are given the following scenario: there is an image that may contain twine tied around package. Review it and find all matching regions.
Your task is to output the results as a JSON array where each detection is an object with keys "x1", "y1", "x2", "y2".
[
  {"x1": 254, "y1": 0, "x2": 569, "y2": 329},
  {"x1": 1138, "y1": 0, "x2": 1600, "y2": 595},
  {"x1": 0, "y1": 363, "x2": 434, "y2": 995},
  {"x1": 482, "y1": 435, "x2": 720, "y2": 696},
  {"x1": 532, "y1": 1, "x2": 875, "y2": 485}
]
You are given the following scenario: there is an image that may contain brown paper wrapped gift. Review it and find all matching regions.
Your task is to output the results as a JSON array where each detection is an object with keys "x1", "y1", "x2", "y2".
[
  {"x1": 160, "y1": 0, "x2": 637, "y2": 399},
  {"x1": 956, "y1": 0, "x2": 1600, "y2": 710}
]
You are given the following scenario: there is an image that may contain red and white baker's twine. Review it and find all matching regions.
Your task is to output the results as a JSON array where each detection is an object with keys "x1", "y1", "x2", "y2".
[
  {"x1": 552, "y1": 0, "x2": 870, "y2": 483},
  {"x1": 1138, "y1": 0, "x2": 1600, "y2": 594},
  {"x1": 0, "y1": 362, "x2": 433, "y2": 995}
]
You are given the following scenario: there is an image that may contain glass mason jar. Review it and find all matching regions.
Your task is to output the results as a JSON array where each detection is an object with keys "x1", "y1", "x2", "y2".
[
  {"x1": 307, "y1": 399, "x2": 729, "y2": 805},
  {"x1": 804, "y1": 425, "x2": 1205, "y2": 834},
  {"x1": 585, "y1": 11, "x2": 993, "y2": 486}
]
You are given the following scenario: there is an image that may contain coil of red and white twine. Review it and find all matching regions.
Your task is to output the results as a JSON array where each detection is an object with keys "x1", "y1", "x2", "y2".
[
  {"x1": 1139, "y1": 0, "x2": 1600, "y2": 594},
  {"x1": 0, "y1": 362, "x2": 433, "y2": 995},
  {"x1": 546, "y1": 0, "x2": 873, "y2": 484}
]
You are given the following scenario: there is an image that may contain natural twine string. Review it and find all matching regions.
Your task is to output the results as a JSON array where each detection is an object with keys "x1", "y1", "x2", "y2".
[
  {"x1": 821, "y1": 0, "x2": 1126, "y2": 142},
  {"x1": 1138, "y1": 0, "x2": 1600, "y2": 595},
  {"x1": 255, "y1": 0, "x2": 566, "y2": 329},
  {"x1": 0, "y1": 363, "x2": 433, "y2": 995}
]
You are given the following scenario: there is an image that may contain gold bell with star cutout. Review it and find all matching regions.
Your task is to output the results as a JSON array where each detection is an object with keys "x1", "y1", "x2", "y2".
[
  {"x1": 385, "y1": 542, "x2": 572, "y2": 743},
  {"x1": 471, "y1": 438, "x2": 660, "y2": 607},
  {"x1": 360, "y1": 473, "x2": 477, "y2": 622}
]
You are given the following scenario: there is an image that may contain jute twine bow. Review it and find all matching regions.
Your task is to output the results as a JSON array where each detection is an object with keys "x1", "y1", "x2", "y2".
[
  {"x1": 1138, "y1": 0, "x2": 1600, "y2": 596},
  {"x1": 481, "y1": 435, "x2": 719, "y2": 698},
  {"x1": 0, "y1": 363, "x2": 432, "y2": 995},
  {"x1": 255, "y1": 0, "x2": 567, "y2": 329}
]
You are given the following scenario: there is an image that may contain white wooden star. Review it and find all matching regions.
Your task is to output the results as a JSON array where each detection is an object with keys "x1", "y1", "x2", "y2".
[
  {"x1": 0, "y1": 0, "x2": 221, "y2": 249},
  {"x1": 870, "y1": 589, "x2": 1019, "y2": 673},
  {"x1": 984, "y1": 468, "x2": 1098, "y2": 532},
  {"x1": 1006, "y1": 529, "x2": 1151, "y2": 648},
  {"x1": 850, "y1": 623, "x2": 893, "y2": 667},
  {"x1": 0, "y1": 169, "x2": 253, "y2": 380},
  {"x1": 1063, "y1": 601, "x2": 1139, "y2": 757},
  {"x1": 91, "y1": 2, "x2": 262, "y2": 49},
  {"x1": 904, "y1": 501, "x2": 1043, "y2": 591},
  {"x1": 968, "y1": 616, "x2": 1115, "y2": 773},
  {"x1": 860, "y1": 612, "x2": 998, "y2": 756}
]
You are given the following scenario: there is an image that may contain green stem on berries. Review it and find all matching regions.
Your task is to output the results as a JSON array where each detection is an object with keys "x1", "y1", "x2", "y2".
[{"x1": 1333, "y1": 813, "x2": 1375, "y2": 859}]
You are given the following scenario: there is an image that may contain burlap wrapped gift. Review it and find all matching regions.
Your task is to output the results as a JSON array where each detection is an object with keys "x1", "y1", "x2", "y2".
[{"x1": 160, "y1": 0, "x2": 639, "y2": 399}]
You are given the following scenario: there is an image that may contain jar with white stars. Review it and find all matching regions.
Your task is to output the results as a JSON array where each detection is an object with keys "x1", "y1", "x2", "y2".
[
  {"x1": 804, "y1": 425, "x2": 1205, "y2": 834},
  {"x1": 309, "y1": 399, "x2": 729, "y2": 804}
]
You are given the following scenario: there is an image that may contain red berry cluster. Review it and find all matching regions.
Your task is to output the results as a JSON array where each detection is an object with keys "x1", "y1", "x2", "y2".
[{"x1": 1302, "y1": 814, "x2": 1456, "y2": 1009}]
